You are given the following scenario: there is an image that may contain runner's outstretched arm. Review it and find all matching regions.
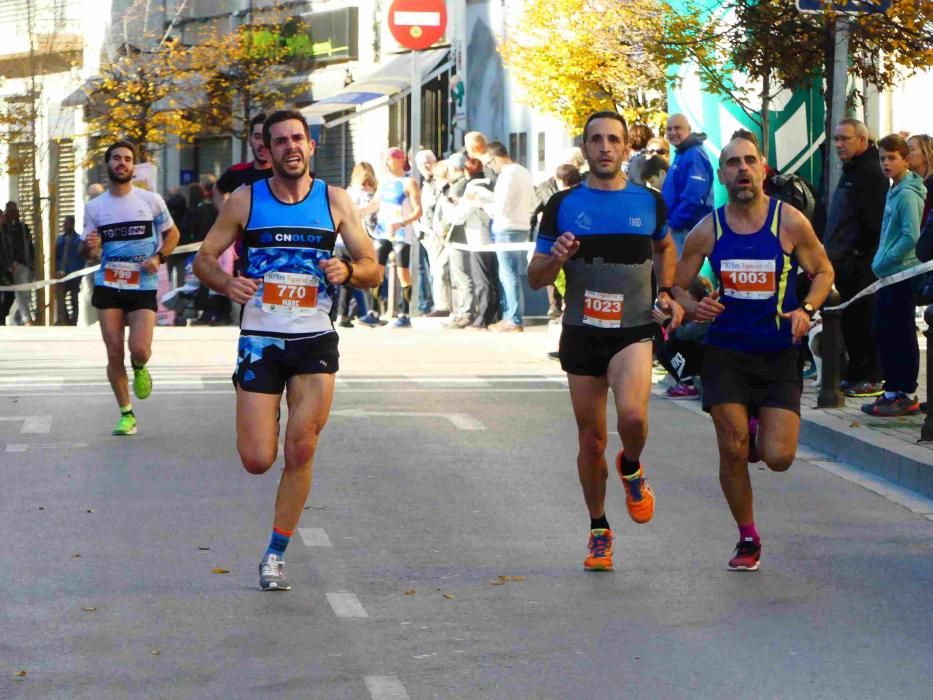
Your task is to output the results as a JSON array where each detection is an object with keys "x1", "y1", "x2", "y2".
[
  {"x1": 193, "y1": 187, "x2": 258, "y2": 305},
  {"x1": 320, "y1": 186, "x2": 381, "y2": 289},
  {"x1": 651, "y1": 231, "x2": 684, "y2": 329},
  {"x1": 672, "y1": 216, "x2": 719, "y2": 321}
]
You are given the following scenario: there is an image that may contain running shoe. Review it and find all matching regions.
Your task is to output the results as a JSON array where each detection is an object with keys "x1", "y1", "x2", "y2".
[
  {"x1": 112, "y1": 413, "x2": 137, "y2": 436},
  {"x1": 664, "y1": 383, "x2": 699, "y2": 400},
  {"x1": 133, "y1": 366, "x2": 152, "y2": 400},
  {"x1": 861, "y1": 393, "x2": 920, "y2": 417},
  {"x1": 583, "y1": 528, "x2": 614, "y2": 571},
  {"x1": 747, "y1": 417, "x2": 760, "y2": 464},
  {"x1": 728, "y1": 538, "x2": 761, "y2": 571},
  {"x1": 844, "y1": 381, "x2": 884, "y2": 398},
  {"x1": 259, "y1": 554, "x2": 291, "y2": 591},
  {"x1": 392, "y1": 314, "x2": 412, "y2": 328},
  {"x1": 356, "y1": 311, "x2": 386, "y2": 327},
  {"x1": 615, "y1": 452, "x2": 655, "y2": 524}
]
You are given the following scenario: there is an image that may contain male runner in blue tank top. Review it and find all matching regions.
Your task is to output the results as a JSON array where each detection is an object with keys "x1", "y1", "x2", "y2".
[
  {"x1": 673, "y1": 135, "x2": 833, "y2": 571},
  {"x1": 529, "y1": 111, "x2": 684, "y2": 572},
  {"x1": 194, "y1": 111, "x2": 380, "y2": 591}
]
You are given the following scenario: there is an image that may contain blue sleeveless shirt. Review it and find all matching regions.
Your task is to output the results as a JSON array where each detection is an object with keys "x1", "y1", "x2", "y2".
[
  {"x1": 706, "y1": 198, "x2": 799, "y2": 353},
  {"x1": 239, "y1": 178, "x2": 338, "y2": 338}
]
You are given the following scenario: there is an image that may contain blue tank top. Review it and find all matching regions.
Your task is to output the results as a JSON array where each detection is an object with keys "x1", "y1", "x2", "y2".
[
  {"x1": 706, "y1": 198, "x2": 799, "y2": 353},
  {"x1": 239, "y1": 178, "x2": 337, "y2": 338},
  {"x1": 375, "y1": 175, "x2": 414, "y2": 243}
]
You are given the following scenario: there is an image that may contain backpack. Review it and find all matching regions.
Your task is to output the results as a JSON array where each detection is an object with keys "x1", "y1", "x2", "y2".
[{"x1": 769, "y1": 172, "x2": 817, "y2": 223}]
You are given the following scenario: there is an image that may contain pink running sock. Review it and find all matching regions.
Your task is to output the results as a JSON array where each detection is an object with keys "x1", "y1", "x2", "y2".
[{"x1": 738, "y1": 521, "x2": 760, "y2": 544}]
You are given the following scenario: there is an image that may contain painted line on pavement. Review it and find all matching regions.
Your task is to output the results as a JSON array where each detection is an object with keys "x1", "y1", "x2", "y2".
[
  {"x1": 0, "y1": 387, "x2": 567, "y2": 398},
  {"x1": 5, "y1": 442, "x2": 89, "y2": 453},
  {"x1": 326, "y1": 591, "x2": 368, "y2": 618},
  {"x1": 364, "y1": 675, "x2": 410, "y2": 700},
  {"x1": 331, "y1": 408, "x2": 486, "y2": 430},
  {"x1": 298, "y1": 527, "x2": 333, "y2": 547},
  {"x1": 0, "y1": 416, "x2": 52, "y2": 433},
  {"x1": 412, "y1": 376, "x2": 491, "y2": 387}
]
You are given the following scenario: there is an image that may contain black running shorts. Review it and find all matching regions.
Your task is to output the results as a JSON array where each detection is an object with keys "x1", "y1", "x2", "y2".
[
  {"x1": 375, "y1": 239, "x2": 411, "y2": 268},
  {"x1": 701, "y1": 345, "x2": 802, "y2": 414},
  {"x1": 92, "y1": 285, "x2": 158, "y2": 313},
  {"x1": 559, "y1": 323, "x2": 656, "y2": 377},
  {"x1": 233, "y1": 332, "x2": 339, "y2": 394}
]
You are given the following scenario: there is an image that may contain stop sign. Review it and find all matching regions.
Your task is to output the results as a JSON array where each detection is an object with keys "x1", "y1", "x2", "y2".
[{"x1": 387, "y1": 0, "x2": 447, "y2": 51}]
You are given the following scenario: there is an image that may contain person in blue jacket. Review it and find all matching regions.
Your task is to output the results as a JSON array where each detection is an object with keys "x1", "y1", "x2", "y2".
[
  {"x1": 861, "y1": 133, "x2": 927, "y2": 417},
  {"x1": 661, "y1": 114, "x2": 714, "y2": 254}
]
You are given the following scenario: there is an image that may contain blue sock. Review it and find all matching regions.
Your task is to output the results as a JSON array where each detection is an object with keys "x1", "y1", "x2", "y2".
[
  {"x1": 883, "y1": 391, "x2": 899, "y2": 400},
  {"x1": 265, "y1": 526, "x2": 292, "y2": 560}
]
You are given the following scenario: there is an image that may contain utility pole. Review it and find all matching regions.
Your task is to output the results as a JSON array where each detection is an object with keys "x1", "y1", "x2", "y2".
[{"x1": 827, "y1": 13, "x2": 850, "y2": 199}]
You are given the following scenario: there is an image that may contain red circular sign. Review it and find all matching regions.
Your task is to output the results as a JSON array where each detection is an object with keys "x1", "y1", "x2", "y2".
[{"x1": 387, "y1": 0, "x2": 448, "y2": 51}]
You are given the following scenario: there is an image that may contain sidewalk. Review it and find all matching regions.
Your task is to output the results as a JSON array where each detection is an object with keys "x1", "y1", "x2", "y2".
[{"x1": 1, "y1": 319, "x2": 930, "y2": 498}]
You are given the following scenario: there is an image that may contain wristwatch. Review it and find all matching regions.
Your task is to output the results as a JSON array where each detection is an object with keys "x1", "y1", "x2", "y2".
[
  {"x1": 344, "y1": 259, "x2": 354, "y2": 283},
  {"x1": 801, "y1": 302, "x2": 816, "y2": 318},
  {"x1": 157, "y1": 251, "x2": 166, "y2": 264}
]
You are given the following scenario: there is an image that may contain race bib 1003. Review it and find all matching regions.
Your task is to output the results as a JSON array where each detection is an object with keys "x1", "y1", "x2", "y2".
[
  {"x1": 583, "y1": 290, "x2": 624, "y2": 328},
  {"x1": 721, "y1": 259, "x2": 776, "y2": 300},
  {"x1": 261, "y1": 272, "x2": 319, "y2": 315},
  {"x1": 103, "y1": 261, "x2": 142, "y2": 290}
]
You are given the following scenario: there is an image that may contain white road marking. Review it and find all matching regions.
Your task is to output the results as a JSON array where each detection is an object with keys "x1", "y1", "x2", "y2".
[
  {"x1": 0, "y1": 376, "x2": 63, "y2": 384},
  {"x1": 330, "y1": 408, "x2": 486, "y2": 430},
  {"x1": 298, "y1": 527, "x2": 332, "y2": 547},
  {"x1": 364, "y1": 675, "x2": 410, "y2": 700},
  {"x1": 326, "y1": 591, "x2": 368, "y2": 618},
  {"x1": 412, "y1": 376, "x2": 491, "y2": 387},
  {"x1": 0, "y1": 416, "x2": 52, "y2": 433},
  {"x1": 5, "y1": 442, "x2": 89, "y2": 453}
]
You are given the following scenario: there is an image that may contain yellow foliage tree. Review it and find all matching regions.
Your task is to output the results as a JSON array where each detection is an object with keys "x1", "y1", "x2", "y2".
[
  {"x1": 84, "y1": 38, "x2": 198, "y2": 163},
  {"x1": 188, "y1": 18, "x2": 310, "y2": 161},
  {"x1": 500, "y1": 0, "x2": 667, "y2": 134}
]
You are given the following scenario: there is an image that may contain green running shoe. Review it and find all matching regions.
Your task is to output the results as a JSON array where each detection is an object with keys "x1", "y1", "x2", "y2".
[
  {"x1": 133, "y1": 365, "x2": 152, "y2": 399},
  {"x1": 112, "y1": 412, "x2": 137, "y2": 436}
]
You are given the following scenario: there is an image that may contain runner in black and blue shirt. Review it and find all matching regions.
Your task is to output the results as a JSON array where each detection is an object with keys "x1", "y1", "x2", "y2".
[
  {"x1": 672, "y1": 135, "x2": 833, "y2": 572},
  {"x1": 528, "y1": 111, "x2": 684, "y2": 573}
]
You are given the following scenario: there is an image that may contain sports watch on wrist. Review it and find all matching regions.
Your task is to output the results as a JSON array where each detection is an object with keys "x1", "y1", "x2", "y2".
[{"x1": 801, "y1": 302, "x2": 816, "y2": 318}]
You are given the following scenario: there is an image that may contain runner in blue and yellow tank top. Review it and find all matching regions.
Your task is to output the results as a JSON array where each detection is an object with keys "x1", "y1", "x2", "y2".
[
  {"x1": 673, "y1": 135, "x2": 834, "y2": 572},
  {"x1": 194, "y1": 111, "x2": 380, "y2": 592}
]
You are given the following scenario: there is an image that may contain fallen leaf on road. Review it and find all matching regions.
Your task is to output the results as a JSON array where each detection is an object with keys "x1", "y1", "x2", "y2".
[
  {"x1": 404, "y1": 589, "x2": 416, "y2": 595},
  {"x1": 86, "y1": 509, "x2": 94, "y2": 513},
  {"x1": 14, "y1": 670, "x2": 27, "y2": 678},
  {"x1": 211, "y1": 567, "x2": 230, "y2": 574},
  {"x1": 442, "y1": 593, "x2": 455, "y2": 599},
  {"x1": 198, "y1": 546, "x2": 210, "y2": 551},
  {"x1": 38, "y1": 506, "x2": 45, "y2": 511},
  {"x1": 489, "y1": 580, "x2": 505, "y2": 585},
  {"x1": 72, "y1": 553, "x2": 81, "y2": 558},
  {"x1": 850, "y1": 421, "x2": 860, "y2": 428},
  {"x1": 81, "y1": 606, "x2": 97, "y2": 612},
  {"x1": 150, "y1": 649, "x2": 160, "y2": 656}
]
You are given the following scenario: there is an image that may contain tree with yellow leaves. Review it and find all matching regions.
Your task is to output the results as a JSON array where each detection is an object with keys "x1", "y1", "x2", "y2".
[
  {"x1": 500, "y1": 0, "x2": 667, "y2": 134},
  {"x1": 188, "y1": 18, "x2": 311, "y2": 161},
  {"x1": 84, "y1": 38, "x2": 197, "y2": 163}
]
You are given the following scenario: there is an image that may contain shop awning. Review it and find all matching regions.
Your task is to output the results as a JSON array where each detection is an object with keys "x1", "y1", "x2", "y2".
[{"x1": 301, "y1": 48, "x2": 449, "y2": 128}]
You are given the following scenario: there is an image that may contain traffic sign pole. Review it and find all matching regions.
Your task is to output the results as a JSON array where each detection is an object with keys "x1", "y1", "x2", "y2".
[
  {"x1": 828, "y1": 14, "x2": 851, "y2": 198},
  {"x1": 410, "y1": 50, "x2": 422, "y2": 315}
]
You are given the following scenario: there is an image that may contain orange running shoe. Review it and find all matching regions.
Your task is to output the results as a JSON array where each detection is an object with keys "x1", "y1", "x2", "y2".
[
  {"x1": 583, "y1": 528, "x2": 614, "y2": 571},
  {"x1": 616, "y1": 452, "x2": 655, "y2": 524}
]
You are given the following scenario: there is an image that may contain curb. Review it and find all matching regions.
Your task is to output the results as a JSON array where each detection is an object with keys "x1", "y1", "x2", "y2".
[
  {"x1": 798, "y1": 408, "x2": 933, "y2": 499},
  {"x1": 652, "y1": 384, "x2": 933, "y2": 500}
]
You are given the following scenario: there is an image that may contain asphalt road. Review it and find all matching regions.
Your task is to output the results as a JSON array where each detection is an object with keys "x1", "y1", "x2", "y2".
[{"x1": 1, "y1": 327, "x2": 930, "y2": 699}]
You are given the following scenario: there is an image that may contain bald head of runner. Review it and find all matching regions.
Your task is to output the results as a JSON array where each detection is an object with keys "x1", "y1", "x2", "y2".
[{"x1": 717, "y1": 137, "x2": 766, "y2": 206}]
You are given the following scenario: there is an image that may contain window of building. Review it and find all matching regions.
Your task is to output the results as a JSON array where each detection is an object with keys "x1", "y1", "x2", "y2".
[
  {"x1": 509, "y1": 132, "x2": 528, "y2": 168},
  {"x1": 537, "y1": 132, "x2": 546, "y2": 171}
]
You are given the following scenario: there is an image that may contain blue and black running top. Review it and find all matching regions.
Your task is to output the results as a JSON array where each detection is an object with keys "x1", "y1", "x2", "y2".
[
  {"x1": 536, "y1": 182, "x2": 667, "y2": 331},
  {"x1": 239, "y1": 177, "x2": 337, "y2": 339},
  {"x1": 706, "y1": 198, "x2": 799, "y2": 353}
]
